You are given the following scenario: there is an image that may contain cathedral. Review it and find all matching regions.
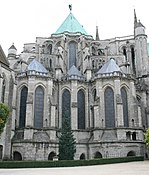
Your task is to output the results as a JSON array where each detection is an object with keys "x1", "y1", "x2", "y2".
[{"x1": 0, "y1": 8, "x2": 149, "y2": 161}]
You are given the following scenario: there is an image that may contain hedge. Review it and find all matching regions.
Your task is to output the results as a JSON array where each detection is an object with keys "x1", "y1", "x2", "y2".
[{"x1": 0, "y1": 156, "x2": 144, "y2": 169}]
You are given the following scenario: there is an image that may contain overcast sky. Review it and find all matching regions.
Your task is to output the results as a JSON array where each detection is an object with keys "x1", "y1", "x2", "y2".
[{"x1": 0, "y1": 0, "x2": 149, "y2": 54}]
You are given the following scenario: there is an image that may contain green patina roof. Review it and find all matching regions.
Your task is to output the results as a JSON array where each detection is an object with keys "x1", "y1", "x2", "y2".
[{"x1": 54, "y1": 12, "x2": 88, "y2": 35}]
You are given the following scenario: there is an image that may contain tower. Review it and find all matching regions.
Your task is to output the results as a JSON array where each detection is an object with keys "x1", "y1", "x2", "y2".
[{"x1": 134, "y1": 10, "x2": 149, "y2": 77}]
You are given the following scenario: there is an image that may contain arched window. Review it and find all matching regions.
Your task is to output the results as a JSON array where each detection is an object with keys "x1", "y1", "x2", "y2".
[
  {"x1": 92, "y1": 46, "x2": 96, "y2": 56},
  {"x1": 94, "y1": 151, "x2": 102, "y2": 158},
  {"x1": 34, "y1": 86, "x2": 44, "y2": 128},
  {"x1": 48, "y1": 151, "x2": 56, "y2": 160},
  {"x1": 92, "y1": 60, "x2": 95, "y2": 69},
  {"x1": 80, "y1": 153, "x2": 85, "y2": 160},
  {"x1": 77, "y1": 90, "x2": 85, "y2": 129},
  {"x1": 68, "y1": 41, "x2": 77, "y2": 69},
  {"x1": 104, "y1": 87, "x2": 115, "y2": 128},
  {"x1": 93, "y1": 89, "x2": 96, "y2": 102},
  {"x1": 127, "y1": 151, "x2": 136, "y2": 157},
  {"x1": 49, "y1": 59, "x2": 52, "y2": 69},
  {"x1": 121, "y1": 87, "x2": 129, "y2": 127},
  {"x1": 19, "y1": 86, "x2": 28, "y2": 128},
  {"x1": 48, "y1": 44, "x2": 52, "y2": 54},
  {"x1": 62, "y1": 89, "x2": 71, "y2": 128},
  {"x1": 132, "y1": 132, "x2": 136, "y2": 140},
  {"x1": 1, "y1": 78, "x2": 6, "y2": 103},
  {"x1": 131, "y1": 46, "x2": 136, "y2": 75},
  {"x1": 13, "y1": 151, "x2": 22, "y2": 161},
  {"x1": 123, "y1": 47, "x2": 127, "y2": 59}
]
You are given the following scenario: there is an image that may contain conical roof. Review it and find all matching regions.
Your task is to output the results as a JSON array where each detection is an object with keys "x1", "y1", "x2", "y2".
[
  {"x1": 26, "y1": 59, "x2": 48, "y2": 73},
  {"x1": 53, "y1": 12, "x2": 88, "y2": 36},
  {"x1": 97, "y1": 58, "x2": 121, "y2": 74}
]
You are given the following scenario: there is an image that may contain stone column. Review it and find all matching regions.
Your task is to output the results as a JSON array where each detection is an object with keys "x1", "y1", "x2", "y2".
[
  {"x1": 71, "y1": 80, "x2": 77, "y2": 130},
  {"x1": 24, "y1": 77, "x2": 34, "y2": 140},
  {"x1": 96, "y1": 80, "x2": 103, "y2": 128},
  {"x1": 114, "y1": 79, "x2": 123, "y2": 127}
]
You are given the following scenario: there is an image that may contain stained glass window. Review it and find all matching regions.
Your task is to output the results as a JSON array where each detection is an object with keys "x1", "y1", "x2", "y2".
[
  {"x1": 19, "y1": 86, "x2": 28, "y2": 128},
  {"x1": 121, "y1": 87, "x2": 129, "y2": 127},
  {"x1": 34, "y1": 86, "x2": 44, "y2": 128},
  {"x1": 77, "y1": 90, "x2": 85, "y2": 129},
  {"x1": 68, "y1": 41, "x2": 76, "y2": 69},
  {"x1": 104, "y1": 87, "x2": 115, "y2": 128},
  {"x1": 62, "y1": 89, "x2": 71, "y2": 128}
]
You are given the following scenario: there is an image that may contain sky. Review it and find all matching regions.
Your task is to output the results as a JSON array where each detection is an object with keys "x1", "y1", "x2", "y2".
[{"x1": 0, "y1": 0, "x2": 149, "y2": 54}]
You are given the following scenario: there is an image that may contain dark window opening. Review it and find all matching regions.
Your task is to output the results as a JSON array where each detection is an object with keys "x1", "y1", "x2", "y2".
[
  {"x1": 126, "y1": 131, "x2": 131, "y2": 140},
  {"x1": 94, "y1": 152, "x2": 102, "y2": 159},
  {"x1": 1, "y1": 79, "x2": 6, "y2": 103},
  {"x1": 48, "y1": 152, "x2": 56, "y2": 160},
  {"x1": 0, "y1": 145, "x2": 3, "y2": 160},
  {"x1": 62, "y1": 89, "x2": 71, "y2": 128},
  {"x1": 127, "y1": 151, "x2": 136, "y2": 157},
  {"x1": 80, "y1": 153, "x2": 85, "y2": 160},
  {"x1": 78, "y1": 90, "x2": 85, "y2": 129},
  {"x1": 132, "y1": 132, "x2": 136, "y2": 140},
  {"x1": 19, "y1": 86, "x2": 28, "y2": 128},
  {"x1": 131, "y1": 47, "x2": 136, "y2": 75},
  {"x1": 121, "y1": 87, "x2": 129, "y2": 127},
  {"x1": 104, "y1": 87, "x2": 115, "y2": 128},
  {"x1": 13, "y1": 151, "x2": 22, "y2": 161},
  {"x1": 68, "y1": 41, "x2": 77, "y2": 69},
  {"x1": 34, "y1": 86, "x2": 44, "y2": 128}
]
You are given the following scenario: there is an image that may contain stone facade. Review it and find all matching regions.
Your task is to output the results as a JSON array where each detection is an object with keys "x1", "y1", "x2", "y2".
[{"x1": 0, "y1": 10, "x2": 149, "y2": 160}]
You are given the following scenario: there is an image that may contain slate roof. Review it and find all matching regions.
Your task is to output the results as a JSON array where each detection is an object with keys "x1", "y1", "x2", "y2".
[
  {"x1": 0, "y1": 45, "x2": 9, "y2": 66},
  {"x1": 68, "y1": 65, "x2": 82, "y2": 77},
  {"x1": 53, "y1": 12, "x2": 88, "y2": 36},
  {"x1": 97, "y1": 58, "x2": 121, "y2": 74},
  {"x1": 9, "y1": 44, "x2": 17, "y2": 50},
  {"x1": 26, "y1": 59, "x2": 48, "y2": 73}
]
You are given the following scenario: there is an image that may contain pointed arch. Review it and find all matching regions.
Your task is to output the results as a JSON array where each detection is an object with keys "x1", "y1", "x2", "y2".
[
  {"x1": 80, "y1": 153, "x2": 85, "y2": 160},
  {"x1": 68, "y1": 41, "x2": 77, "y2": 69},
  {"x1": 94, "y1": 151, "x2": 102, "y2": 159},
  {"x1": 48, "y1": 151, "x2": 56, "y2": 160},
  {"x1": 104, "y1": 87, "x2": 115, "y2": 128},
  {"x1": 77, "y1": 89, "x2": 85, "y2": 129},
  {"x1": 121, "y1": 87, "x2": 129, "y2": 127},
  {"x1": 62, "y1": 89, "x2": 71, "y2": 128},
  {"x1": 13, "y1": 151, "x2": 22, "y2": 160},
  {"x1": 19, "y1": 86, "x2": 28, "y2": 128},
  {"x1": 34, "y1": 86, "x2": 44, "y2": 128}
]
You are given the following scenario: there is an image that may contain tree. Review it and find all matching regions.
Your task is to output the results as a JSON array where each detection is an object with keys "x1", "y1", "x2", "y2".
[
  {"x1": 145, "y1": 128, "x2": 149, "y2": 149},
  {"x1": 58, "y1": 116, "x2": 76, "y2": 160},
  {"x1": 0, "y1": 103, "x2": 9, "y2": 135}
]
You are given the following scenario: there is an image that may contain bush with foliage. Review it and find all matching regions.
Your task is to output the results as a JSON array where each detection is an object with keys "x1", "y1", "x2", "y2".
[
  {"x1": 58, "y1": 116, "x2": 76, "y2": 160},
  {"x1": 0, "y1": 103, "x2": 9, "y2": 135},
  {"x1": 145, "y1": 128, "x2": 149, "y2": 149}
]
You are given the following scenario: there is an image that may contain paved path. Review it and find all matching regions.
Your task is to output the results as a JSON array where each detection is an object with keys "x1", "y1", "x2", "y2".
[{"x1": 0, "y1": 161, "x2": 149, "y2": 175}]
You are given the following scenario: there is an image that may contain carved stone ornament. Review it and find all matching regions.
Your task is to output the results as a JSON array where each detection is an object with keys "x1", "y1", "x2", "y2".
[
  {"x1": 116, "y1": 94, "x2": 122, "y2": 104},
  {"x1": 27, "y1": 92, "x2": 33, "y2": 104},
  {"x1": 71, "y1": 102, "x2": 77, "y2": 108}
]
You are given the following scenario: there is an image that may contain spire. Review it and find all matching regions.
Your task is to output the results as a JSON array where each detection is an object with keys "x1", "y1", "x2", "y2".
[
  {"x1": 96, "y1": 26, "x2": 100, "y2": 41},
  {"x1": 134, "y1": 9, "x2": 137, "y2": 24}
]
